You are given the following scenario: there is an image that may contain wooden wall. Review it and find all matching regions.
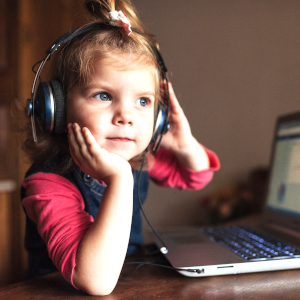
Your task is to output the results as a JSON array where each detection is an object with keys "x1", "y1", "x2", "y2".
[
  {"x1": 0, "y1": 0, "x2": 23, "y2": 287},
  {"x1": 0, "y1": 0, "x2": 88, "y2": 286}
]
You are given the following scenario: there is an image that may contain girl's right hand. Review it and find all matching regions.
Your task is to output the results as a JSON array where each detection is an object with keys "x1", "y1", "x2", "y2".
[{"x1": 67, "y1": 123, "x2": 132, "y2": 184}]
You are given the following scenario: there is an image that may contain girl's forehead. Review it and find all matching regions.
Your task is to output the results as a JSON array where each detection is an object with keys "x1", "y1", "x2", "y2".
[
  {"x1": 89, "y1": 59, "x2": 156, "y2": 86},
  {"x1": 84, "y1": 54, "x2": 159, "y2": 88}
]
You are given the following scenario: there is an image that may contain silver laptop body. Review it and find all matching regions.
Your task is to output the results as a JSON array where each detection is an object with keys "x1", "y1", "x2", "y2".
[{"x1": 156, "y1": 111, "x2": 300, "y2": 277}]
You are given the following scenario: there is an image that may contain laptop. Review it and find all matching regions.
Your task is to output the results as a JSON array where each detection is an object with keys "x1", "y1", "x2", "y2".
[{"x1": 154, "y1": 111, "x2": 300, "y2": 277}]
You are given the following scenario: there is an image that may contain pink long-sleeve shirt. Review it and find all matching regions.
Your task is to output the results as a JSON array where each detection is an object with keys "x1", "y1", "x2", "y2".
[{"x1": 22, "y1": 147, "x2": 220, "y2": 286}]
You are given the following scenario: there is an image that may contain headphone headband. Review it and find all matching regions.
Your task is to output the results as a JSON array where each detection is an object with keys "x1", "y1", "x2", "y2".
[{"x1": 47, "y1": 23, "x2": 109, "y2": 56}]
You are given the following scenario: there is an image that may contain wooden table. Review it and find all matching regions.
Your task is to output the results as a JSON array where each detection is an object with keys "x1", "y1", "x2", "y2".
[{"x1": 1, "y1": 243, "x2": 300, "y2": 300}]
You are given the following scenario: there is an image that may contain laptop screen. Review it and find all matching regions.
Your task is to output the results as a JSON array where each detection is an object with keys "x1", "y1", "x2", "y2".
[{"x1": 267, "y1": 114, "x2": 300, "y2": 217}]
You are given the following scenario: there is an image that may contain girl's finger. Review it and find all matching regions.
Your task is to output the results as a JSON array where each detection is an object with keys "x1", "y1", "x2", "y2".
[
  {"x1": 68, "y1": 127, "x2": 82, "y2": 167},
  {"x1": 70, "y1": 150, "x2": 82, "y2": 168},
  {"x1": 72, "y1": 123, "x2": 90, "y2": 159},
  {"x1": 82, "y1": 127, "x2": 101, "y2": 158},
  {"x1": 67, "y1": 123, "x2": 80, "y2": 155},
  {"x1": 168, "y1": 83, "x2": 183, "y2": 114}
]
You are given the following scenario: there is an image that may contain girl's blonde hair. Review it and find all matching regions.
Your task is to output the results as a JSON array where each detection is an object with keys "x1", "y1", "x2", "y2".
[{"x1": 21, "y1": 0, "x2": 164, "y2": 173}]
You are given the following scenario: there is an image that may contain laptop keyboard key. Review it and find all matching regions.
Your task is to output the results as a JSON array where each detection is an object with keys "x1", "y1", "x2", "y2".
[{"x1": 200, "y1": 225, "x2": 300, "y2": 261}]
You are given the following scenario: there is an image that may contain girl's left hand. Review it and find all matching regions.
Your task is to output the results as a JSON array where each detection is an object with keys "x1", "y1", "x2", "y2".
[
  {"x1": 159, "y1": 83, "x2": 193, "y2": 153},
  {"x1": 159, "y1": 83, "x2": 210, "y2": 171}
]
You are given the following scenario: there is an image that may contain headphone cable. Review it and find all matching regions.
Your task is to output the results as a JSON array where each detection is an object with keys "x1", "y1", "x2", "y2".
[
  {"x1": 120, "y1": 261, "x2": 202, "y2": 280},
  {"x1": 136, "y1": 153, "x2": 168, "y2": 254}
]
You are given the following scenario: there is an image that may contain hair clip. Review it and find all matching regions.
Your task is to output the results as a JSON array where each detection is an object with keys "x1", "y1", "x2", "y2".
[{"x1": 108, "y1": 10, "x2": 132, "y2": 35}]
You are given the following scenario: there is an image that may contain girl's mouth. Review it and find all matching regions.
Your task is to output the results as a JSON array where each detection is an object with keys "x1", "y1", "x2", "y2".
[{"x1": 107, "y1": 137, "x2": 133, "y2": 142}]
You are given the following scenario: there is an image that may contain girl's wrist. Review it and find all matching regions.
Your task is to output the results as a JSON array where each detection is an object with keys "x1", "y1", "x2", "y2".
[
  {"x1": 103, "y1": 165, "x2": 133, "y2": 186},
  {"x1": 171, "y1": 136, "x2": 198, "y2": 158},
  {"x1": 173, "y1": 137, "x2": 210, "y2": 171}
]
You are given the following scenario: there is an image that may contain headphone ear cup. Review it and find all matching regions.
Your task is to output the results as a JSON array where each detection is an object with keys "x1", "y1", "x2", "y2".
[
  {"x1": 49, "y1": 80, "x2": 66, "y2": 134},
  {"x1": 34, "y1": 80, "x2": 65, "y2": 134},
  {"x1": 151, "y1": 103, "x2": 170, "y2": 154},
  {"x1": 35, "y1": 81, "x2": 54, "y2": 132},
  {"x1": 152, "y1": 104, "x2": 163, "y2": 143}
]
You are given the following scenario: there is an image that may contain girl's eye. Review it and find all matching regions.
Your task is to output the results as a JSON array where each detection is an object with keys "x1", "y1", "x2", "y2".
[
  {"x1": 94, "y1": 92, "x2": 111, "y2": 101},
  {"x1": 136, "y1": 98, "x2": 149, "y2": 107}
]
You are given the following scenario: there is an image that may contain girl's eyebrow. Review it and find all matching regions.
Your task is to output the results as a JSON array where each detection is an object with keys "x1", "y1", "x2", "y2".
[
  {"x1": 138, "y1": 91, "x2": 155, "y2": 97},
  {"x1": 82, "y1": 83, "x2": 111, "y2": 91}
]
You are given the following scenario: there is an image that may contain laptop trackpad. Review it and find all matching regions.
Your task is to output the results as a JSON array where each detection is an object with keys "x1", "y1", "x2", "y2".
[{"x1": 162, "y1": 232, "x2": 244, "y2": 267}]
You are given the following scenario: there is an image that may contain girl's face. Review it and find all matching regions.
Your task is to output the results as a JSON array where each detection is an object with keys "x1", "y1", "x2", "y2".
[{"x1": 67, "y1": 57, "x2": 156, "y2": 161}]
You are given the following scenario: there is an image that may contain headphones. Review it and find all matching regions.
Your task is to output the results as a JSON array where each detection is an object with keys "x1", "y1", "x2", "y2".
[{"x1": 27, "y1": 23, "x2": 170, "y2": 154}]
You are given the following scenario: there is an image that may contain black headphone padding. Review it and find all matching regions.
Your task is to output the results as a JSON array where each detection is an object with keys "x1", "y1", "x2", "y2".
[{"x1": 50, "y1": 80, "x2": 66, "y2": 134}]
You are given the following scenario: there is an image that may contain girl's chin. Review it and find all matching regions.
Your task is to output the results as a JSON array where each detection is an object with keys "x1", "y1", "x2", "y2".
[
  {"x1": 101, "y1": 143, "x2": 149, "y2": 162},
  {"x1": 107, "y1": 149, "x2": 136, "y2": 161},
  {"x1": 110, "y1": 149, "x2": 149, "y2": 164}
]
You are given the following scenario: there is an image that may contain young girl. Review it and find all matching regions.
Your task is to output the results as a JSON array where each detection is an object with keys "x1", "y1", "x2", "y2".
[{"x1": 21, "y1": 0, "x2": 220, "y2": 296}]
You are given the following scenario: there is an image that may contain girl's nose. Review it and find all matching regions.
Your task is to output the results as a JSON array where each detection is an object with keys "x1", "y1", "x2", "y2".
[{"x1": 112, "y1": 105, "x2": 133, "y2": 126}]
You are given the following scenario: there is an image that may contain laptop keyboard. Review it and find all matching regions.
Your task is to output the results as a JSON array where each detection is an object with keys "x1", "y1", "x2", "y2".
[{"x1": 200, "y1": 225, "x2": 300, "y2": 261}]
